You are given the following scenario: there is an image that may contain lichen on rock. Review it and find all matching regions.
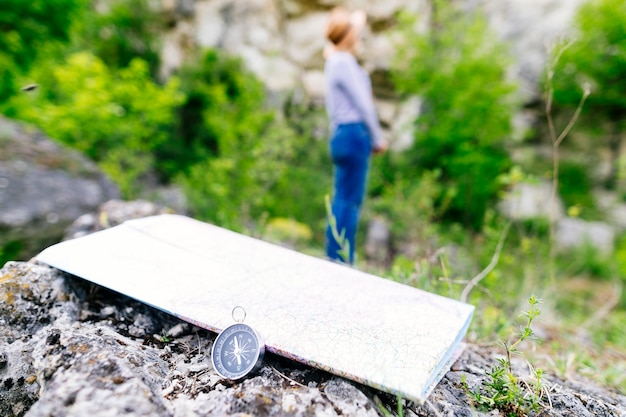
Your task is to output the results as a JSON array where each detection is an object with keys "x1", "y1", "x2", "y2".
[{"x1": 1, "y1": 257, "x2": 625, "y2": 417}]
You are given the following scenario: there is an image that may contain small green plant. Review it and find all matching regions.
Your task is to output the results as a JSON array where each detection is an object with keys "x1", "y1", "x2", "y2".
[
  {"x1": 160, "y1": 329, "x2": 171, "y2": 344},
  {"x1": 374, "y1": 393, "x2": 404, "y2": 417},
  {"x1": 325, "y1": 194, "x2": 351, "y2": 263},
  {"x1": 465, "y1": 295, "x2": 547, "y2": 416}
]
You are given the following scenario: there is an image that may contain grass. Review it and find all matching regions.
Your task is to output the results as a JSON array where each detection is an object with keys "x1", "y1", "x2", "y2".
[{"x1": 370, "y1": 218, "x2": 626, "y2": 396}]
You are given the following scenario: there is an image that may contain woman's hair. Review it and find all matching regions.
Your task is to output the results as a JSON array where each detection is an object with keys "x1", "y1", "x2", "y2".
[{"x1": 325, "y1": 7, "x2": 354, "y2": 46}]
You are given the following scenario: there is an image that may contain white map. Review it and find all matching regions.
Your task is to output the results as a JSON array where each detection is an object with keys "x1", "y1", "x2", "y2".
[{"x1": 37, "y1": 214, "x2": 474, "y2": 403}]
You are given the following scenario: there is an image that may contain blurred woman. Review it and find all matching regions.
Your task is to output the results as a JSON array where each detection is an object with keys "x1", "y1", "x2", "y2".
[{"x1": 324, "y1": 7, "x2": 387, "y2": 264}]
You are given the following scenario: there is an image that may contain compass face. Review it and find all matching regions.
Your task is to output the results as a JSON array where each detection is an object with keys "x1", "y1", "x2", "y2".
[{"x1": 211, "y1": 323, "x2": 264, "y2": 380}]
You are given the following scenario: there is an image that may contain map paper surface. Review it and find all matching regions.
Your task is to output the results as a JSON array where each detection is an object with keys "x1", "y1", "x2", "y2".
[{"x1": 37, "y1": 214, "x2": 474, "y2": 403}]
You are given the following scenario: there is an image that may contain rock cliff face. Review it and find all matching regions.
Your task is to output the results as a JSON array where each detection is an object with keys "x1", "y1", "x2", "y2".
[
  {"x1": 0, "y1": 117, "x2": 119, "y2": 261},
  {"x1": 159, "y1": 0, "x2": 586, "y2": 147},
  {"x1": 1, "y1": 202, "x2": 625, "y2": 417}
]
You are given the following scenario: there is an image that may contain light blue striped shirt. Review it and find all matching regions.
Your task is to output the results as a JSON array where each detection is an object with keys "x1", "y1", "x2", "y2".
[{"x1": 324, "y1": 51, "x2": 383, "y2": 147}]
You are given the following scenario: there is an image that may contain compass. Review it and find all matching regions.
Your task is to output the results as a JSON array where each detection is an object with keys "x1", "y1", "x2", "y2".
[{"x1": 211, "y1": 307, "x2": 265, "y2": 380}]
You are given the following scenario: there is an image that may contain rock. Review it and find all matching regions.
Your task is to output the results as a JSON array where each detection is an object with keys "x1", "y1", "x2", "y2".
[
  {"x1": 284, "y1": 12, "x2": 327, "y2": 68},
  {"x1": 3, "y1": 204, "x2": 626, "y2": 416},
  {"x1": 1, "y1": 258, "x2": 625, "y2": 417},
  {"x1": 482, "y1": 0, "x2": 587, "y2": 101},
  {"x1": 595, "y1": 190, "x2": 626, "y2": 233},
  {"x1": 301, "y1": 69, "x2": 325, "y2": 99},
  {"x1": 498, "y1": 181, "x2": 565, "y2": 221},
  {"x1": 0, "y1": 117, "x2": 119, "y2": 261},
  {"x1": 364, "y1": 217, "x2": 392, "y2": 265},
  {"x1": 390, "y1": 96, "x2": 422, "y2": 152},
  {"x1": 2, "y1": 204, "x2": 624, "y2": 416},
  {"x1": 152, "y1": 0, "x2": 592, "y2": 154},
  {"x1": 239, "y1": 46, "x2": 300, "y2": 92},
  {"x1": 63, "y1": 199, "x2": 174, "y2": 240},
  {"x1": 556, "y1": 217, "x2": 615, "y2": 254}
]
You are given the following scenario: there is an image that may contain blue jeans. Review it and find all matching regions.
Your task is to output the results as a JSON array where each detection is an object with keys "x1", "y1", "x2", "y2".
[{"x1": 326, "y1": 122, "x2": 372, "y2": 264}]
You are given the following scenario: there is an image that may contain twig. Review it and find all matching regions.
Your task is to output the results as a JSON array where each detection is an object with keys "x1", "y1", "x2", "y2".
[
  {"x1": 544, "y1": 39, "x2": 591, "y2": 288},
  {"x1": 270, "y1": 366, "x2": 308, "y2": 389},
  {"x1": 461, "y1": 221, "x2": 511, "y2": 303},
  {"x1": 553, "y1": 85, "x2": 590, "y2": 147},
  {"x1": 544, "y1": 39, "x2": 575, "y2": 144}
]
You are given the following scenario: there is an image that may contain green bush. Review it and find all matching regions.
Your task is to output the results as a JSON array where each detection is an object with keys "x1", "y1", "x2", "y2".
[
  {"x1": 172, "y1": 50, "x2": 300, "y2": 232},
  {"x1": 271, "y1": 95, "x2": 331, "y2": 235},
  {"x1": 557, "y1": 160, "x2": 600, "y2": 219},
  {"x1": 550, "y1": 0, "x2": 626, "y2": 189},
  {"x1": 168, "y1": 50, "x2": 333, "y2": 236},
  {"x1": 0, "y1": 0, "x2": 86, "y2": 107},
  {"x1": 71, "y1": 0, "x2": 164, "y2": 73},
  {"x1": 13, "y1": 52, "x2": 184, "y2": 198},
  {"x1": 157, "y1": 50, "x2": 271, "y2": 179},
  {"x1": 0, "y1": 53, "x2": 21, "y2": 114},
  {"x1": 368, "y1": 169, "x2": 448, "y2": 258},
  {"x1": 393, "y1": 1, "x2": 519, "y2": 230}
]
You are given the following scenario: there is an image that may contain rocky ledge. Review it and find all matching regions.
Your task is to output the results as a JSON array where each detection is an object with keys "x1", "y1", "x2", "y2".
[
  {"x1": 0, "y1": 257, "x2": 624, "y2": 417},
  {"x1": 0, "y1": 201, "x2": 624, "y2": 417}
]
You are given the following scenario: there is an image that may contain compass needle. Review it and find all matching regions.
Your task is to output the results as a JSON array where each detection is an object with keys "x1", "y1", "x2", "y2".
[{"x1": 235, "y1": 336, "x2": 242, "y2": 365}]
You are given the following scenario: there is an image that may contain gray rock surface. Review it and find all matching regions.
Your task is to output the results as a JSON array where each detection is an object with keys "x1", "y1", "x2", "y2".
[
  {"x1": 0, "y1": 117, "x2": 119, "y2": 260},
  {"x1": 556, "y1": 217, "x2": 615, "y2": 254},
  {"x1": 1, "y1": 200, "x2": 624, "y2": 417},
  {"x1": 63, "y1": 199, "x2": 174, "y2": 240},
  {"x1": 498, "y1": 181, "x2": 565, "y2": 222},
  {"x1": 1, "y1": 258, "x2": 624, "y2": 417}
]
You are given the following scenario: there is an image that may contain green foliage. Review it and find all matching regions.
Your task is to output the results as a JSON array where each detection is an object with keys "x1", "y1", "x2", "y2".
[
  {"x1": 0, "y1": 241, "x2": 22, "y2": 268},
  {"x1": 173, "y1": 50, "x2": 299, "y2": 231},
  {"x1": 558, "y1": 243, "x2": 617, "y2": 281},
  {"x1": 157, "y1": 49, "x2": 270, "y2": 178},
  {"x1": 262, "y1": 218, "x2": 313, "y2": 248},
  {"x1": 552, "y1": 0, "x2": 626, "y2": 115},
  {"x1": 13, "y1": 52, "x2": 184, "y2": 197},
  {"x1": 374, "y1": 393, "x2": 405, "y2": 417},
  {"x1": 550, "y1": 0, "x2": 626, "y2": 188},
  {"x1": 0, "y1": 0, "x2": 86, "y2": 105},
  {"x1": 0, "y1": 53, "x2": 21, "y2": 114},
  {"x1": 368, "y1": 168, "x2": 448, "y2": 260},
  {"x1": 611, "y1": 235, "x2": 626, "y2": 309},
  {"x1": 274, "y1": 95, "x2": 332, "y2": 233},
  {"x1": 0, "y1": 0, "x2": 85, "y2": 69},
  {"x1": 557, "y1": 160, "x2": 600, "y2": 220},
  {"x1": 71, "y1": 0, "x2": 164, "y2": 73},
  {"x1": 169, "y1": 49, "x2": 332, "y2": 235},
  {"x1": 465, "y1": 296, "x2": 546, "y2": 416},
  {"x1": 393, "y1": 2, "x2": 518, "y2": 230}
]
